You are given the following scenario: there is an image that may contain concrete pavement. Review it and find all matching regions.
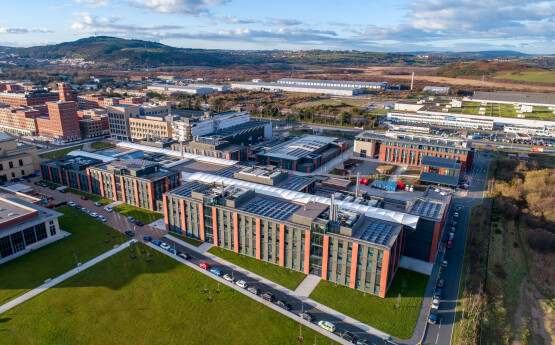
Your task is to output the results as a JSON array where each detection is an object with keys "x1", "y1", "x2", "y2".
[{"x1": 291, "y1": 274, "x2": 321, "y2": 298}]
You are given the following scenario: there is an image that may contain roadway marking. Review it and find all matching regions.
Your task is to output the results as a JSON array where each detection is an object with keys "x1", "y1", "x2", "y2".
[{"x1": 436, "y1": 332, "x2": 440, "y2": 344}]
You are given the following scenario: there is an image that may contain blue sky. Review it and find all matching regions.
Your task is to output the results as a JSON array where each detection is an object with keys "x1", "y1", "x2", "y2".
[{"x1": 0, "y1": 0, "x2": 553, "y2": 53}]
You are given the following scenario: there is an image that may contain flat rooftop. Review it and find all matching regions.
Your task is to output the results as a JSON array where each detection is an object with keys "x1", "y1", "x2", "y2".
[
  {"x1": 261, "y1": 135, "x2": 338, "y2": 160},
  {"x1": 0, "y1": 197, "x2": 61, "y2": 233},
  {"x1": 234, "y1": 82, "x2": 362, "y2": 91},
  {"x1": 473, "y1": 91, "x2": 555, "y2": 106},
  {"x1": 357, "y1": 131, "x2": 470, "y2": 149},
  {"x1": 278, "y1": 78, "x2": 386, "y2": 87},
  {"x1": 354, "y1": 219, "x2": 402, "y2": 249}
]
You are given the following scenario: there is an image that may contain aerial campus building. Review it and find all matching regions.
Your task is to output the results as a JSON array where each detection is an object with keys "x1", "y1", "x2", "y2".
[
  {"x1": 231, "y1": 81, "x2": 364, "y2": 96},
  {"x1": 276, "y1": 78, "x2": 387, "y2": 90},
  {"x1": 354, "y1": 131, "x2": 474, "y2": 173},
  {"x1": 472, "y1": 91, "x2": 555, "y2": 107}
]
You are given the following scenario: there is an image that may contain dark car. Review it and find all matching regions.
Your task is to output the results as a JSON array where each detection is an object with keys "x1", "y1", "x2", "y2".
[
  {"x1": 340, "y1": 331, "x2": 357, "y2": 343},
  {"x1": 261, "y1": 292, "x2": 276, "y2": 302},
  {"x1": 276, "y1": 300, "x2": 292, "y2": 311},
  {"x1": 59, "y1": 189, "x2": 67, "y2": 193},
  {"x1": 178, "y1": 252, "x2": 190, "y2": 260},
  {"x1": 447, "y1": 241, "x2": 453, "y2": 249},
  {"x1": 124, "y1": 230, "x2": 135, "y2": 237},
  {"x1": 34, "y1": 181, "x2": 41, "y2": 186},
  {"x1": 49, "y1": 185, "x2": 56, "y2": 190},
  {"x1": 134, "y1": 220, "x2": 144, "y2": 226},
  {"x1": 73, "y1": 204, "x2": 81, "y2": 209},
  {"x1": 142, "y1": 236, "x2": 152, "y2": 242},
  {"x1": 436, "y1": 278, "x2": 445, "y2": 289},
  {"x1": 299, "y1": 312, "x2": 314, "y2": 322},
  {"x1": 428, "y1": 309, "x2": 438, "y2": 324},
  {"x1": 80, "y1": 196, "x2": 88, "y2": 200},
  {"x1": 356, "y1": 340, "x2": 372, "y2": 345}
]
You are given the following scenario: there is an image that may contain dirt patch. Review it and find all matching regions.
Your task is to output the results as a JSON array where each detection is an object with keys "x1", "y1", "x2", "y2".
[{"x1": 512, "y1": 279, "x2": 554, "y2": 345}]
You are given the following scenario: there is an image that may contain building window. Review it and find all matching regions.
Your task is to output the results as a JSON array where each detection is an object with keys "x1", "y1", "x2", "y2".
[
  {"x1": 49, "y1": 224, "x2": 57, "y2": 236},
  {"x1": 18, "y1": 159, "x2": 23, "y2": 166},
  {"x1": 8, "y1": 161, "x2": 13, "y2": 169}
]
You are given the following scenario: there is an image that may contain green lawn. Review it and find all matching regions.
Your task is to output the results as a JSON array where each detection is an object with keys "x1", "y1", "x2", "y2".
[
  {"x1": 309, "y1": 268, "x2": 428, "y2": 339},
  {"x1": 112, "y1": 203, "x2": 164, "y2": 224},
  {"x1": 38, "y1": 180, "x2": 58, "y2": 187},
  {"x1": 0, "y1": 206, "x2": 127, "y2": 305},
  {"x1": 39, "y1": 145, "x2": 83, "y2": 159},
  {"x1": 169, "y1": 232, "x2": 204, "y2": 247},
  {"x1": 208, "y1": 246, "x2": 307, "y2": 291},
  {"x1": 0, "y1": 243, "x2": 332, "y2": 345},
  {"x1": 66, "y1": 188, "x2": 113, "y2": 205},
  {"x1": 493, "y1": 70, "x2": 555, "y2": 84},
  {"x1": 90, "y1": 141, "x2": 115, "y2": 150}
]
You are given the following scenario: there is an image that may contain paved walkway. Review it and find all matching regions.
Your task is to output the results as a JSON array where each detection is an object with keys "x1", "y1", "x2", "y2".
[
  {"x1": 197, "y1": 242, "x2": 214, "y2": 253},
  {"x1": 105, "y1": 200, "x2": 122, "y2": 208},
  {"x1": 0, "y1": 239, "x2": 137, "y2": 315},
  {"x1": 164, "y1": 234, "x2": 391, "y2": 340},
  {"x1": 149, "y1": 217, "x2": 167, "y2": 230},
  {"x1": 291, "y1": 274, "x2": 321, "y2": 298},
  {"x1": 399, "y1": 256, "x2": 434, "y2": 275}
]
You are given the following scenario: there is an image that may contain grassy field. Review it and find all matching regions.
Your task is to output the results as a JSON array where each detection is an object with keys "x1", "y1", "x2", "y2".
[
  {"x1": 39, "y1": 145, "x2": 83, "y2": 159},
  {"x1": 295, "y1": 98, "x2": 369, "y2": 108},
  {"x1": 0, "y1": 243, "x2": 332, "y2": 345},
  {"x1": 0, "y1": 206, "x2": 127, "y2": 305},
  {"x1": 112, "y1": 203, "x2": 164, "y2": 224},
  {"x1": 207, "y1": 246, "x2": 307, "y2": 291},
  {"x1": 447, "y1": 102, "x2": 555, "y2": 120},
  {"x1": 66, "y1": 188, "x2": 113, "y2": 205},
  {"x1": 169, "y1": 232, "x2": 204, "y2": 247},
  {"x1": 493, "y1": 70, "x2": 555, "y2": 84},
  {"x1": 309, "y1": 268, "x2": 428, "y2": 339},
  {"x1": 90, "y1": 141, "x2": 115, "y2": 150}
]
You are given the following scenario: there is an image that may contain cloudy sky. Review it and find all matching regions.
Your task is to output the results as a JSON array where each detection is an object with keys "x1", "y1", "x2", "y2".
[{"x1": 0, "y1": 0, "x2": 553, "y2": 53}]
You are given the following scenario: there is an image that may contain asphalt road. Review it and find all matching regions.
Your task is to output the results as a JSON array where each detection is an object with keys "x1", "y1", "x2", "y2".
[{"x1": 421, "y1": 154, "x2": 490, "y2": 345}]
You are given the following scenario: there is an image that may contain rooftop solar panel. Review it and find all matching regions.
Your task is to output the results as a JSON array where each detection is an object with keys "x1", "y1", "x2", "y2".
[
  {"x1": 172, "y1": 182, "x2": 205, "y2": 197},
  {"x1": 411, "y1": 200, "x2": 442, "y2": 218},
  {"x1": 279, "y1": 176, "x2": 314, "y2": 191},
  {"x1": 358, "y1": 221, "x2": 399, "y2": 246},
  {"x1": 241, "y1": 197, "x2": 301, "y2": 221},
  {"x1": 214, "y1": 165, "x2": 243, "y2": 178}
]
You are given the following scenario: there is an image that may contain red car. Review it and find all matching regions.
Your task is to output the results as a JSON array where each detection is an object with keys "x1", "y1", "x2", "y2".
[
  {"x1": 199, "y1": 262, "x2": 210, "y2": 270},
  {"x1": 80, "y1": 196, "x2": 88, "y2": 200},
  {"x1": 447, "y1": 241, "x2": 453, "y2": 249}
]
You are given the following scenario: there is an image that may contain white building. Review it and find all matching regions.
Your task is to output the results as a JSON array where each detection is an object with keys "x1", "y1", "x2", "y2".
[
  {"x1": 423, "y1": 86, "x2": 451, "y2": 94},
  {"x1": 147, "y1": 84, "x2": 214, "y2": 95},
  {"x1": 231, "y1": 82, "x2": 363, "y2": 96},
  {"x1": 276, "y1": 78, "x2": 387, "y2": 90},
  {"x1": 188, "y1": 84, "x2": 229, "y2": 92},
  {"x1": 387, "y1": 112, "x2": 495, "y2": 130},
  {"x1": 172, "y1": 111, "x2": 251, "y2": 142}
]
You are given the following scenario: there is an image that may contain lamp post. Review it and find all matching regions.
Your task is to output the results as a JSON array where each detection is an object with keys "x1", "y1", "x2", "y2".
[{"x1": 74, "y1": 253, "x2": 79, "y2": 272}]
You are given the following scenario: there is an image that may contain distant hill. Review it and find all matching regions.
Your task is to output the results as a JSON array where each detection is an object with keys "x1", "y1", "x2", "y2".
[
  {"x1": 433, "y1": 60, "x2": 549, "y2": 78},
  {"x1": 414, "y1": 50, "x2": 530, "y2": 58}
]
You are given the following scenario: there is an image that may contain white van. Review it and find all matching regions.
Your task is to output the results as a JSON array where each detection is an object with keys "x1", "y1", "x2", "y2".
[{"x1": 318, "y1": 320, "x2": 335, "y2": 332}]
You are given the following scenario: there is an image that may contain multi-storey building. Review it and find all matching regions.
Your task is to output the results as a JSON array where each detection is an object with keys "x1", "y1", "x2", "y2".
[
  {"x1": 177, "y1": 138, "x2": 248, "y2": 161},
  {"x1": 37, "y1": 101, "x2": 81, "y2": 142},
  {"x1": 354, "y1": 131, "x2": 474, "y2": 172},
  {"x1": 39, "y1": 155, "x2": 101, "y2": 193},
  {"x1": 0, "y1": 196, "x2": 62, "y2": 264},
  {"x1": 0, "y1": 132, "x2": 39, "y2": 182},
  {"x1": 106, "y1": 104, "x2": 139, "y2": 140},
  {"x1": 171, "y1": 111, "x2": 251, "y2": 142},
  {"x1": 129, "y1": 115, "x2": 177, "y2": 140},
  {"x1": 0, "y1": 104, "x2": 42, "y2": 136},
  {"x1": 164, "y1": 181, "x2": 407, "y2": 297},
  {"x1": 0, "y1": 88, "x2": 59, "y2": 107},
  {"x1": 419, "y1": 156, "x2": 462, "y2": 187}
]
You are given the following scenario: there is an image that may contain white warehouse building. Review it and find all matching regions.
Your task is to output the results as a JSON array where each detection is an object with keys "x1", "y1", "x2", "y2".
[
  {"x1": 172, "y1": 111, "x2": 251, "y2": 142},
  {"x1": 387, "y1": 112, "x2": 495, "y2": 130},
  {"x1": 231, "y1": 82, "x2": 363, "y2": 96},
  {"x1": 147, "y1": 84, "x2": 215, "y2": 95},
  {"x1": 277, "y1": 78, "x2": 387, "y2": 90}
]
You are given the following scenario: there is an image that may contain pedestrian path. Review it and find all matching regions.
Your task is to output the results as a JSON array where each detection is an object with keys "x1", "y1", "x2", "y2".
[
  {"x1": 149, "y1": 217, "x2": 167, "y2": 230},
  {"x1": 0, "y1": 239, "x2": 137, "y2": 315},
  {"x1": 291, "y1": 274, "x2": 321, "y2": 298},
  {"x1": 164, "y1": 234, "x2": 391, "y2": 340},
  {"x1": 104, "y1": 200, "x2": 122, "y2": 208},
  {"x1": 399, "y1": 256, "x2": 434, "y2": 275},
  {"x1": 197, "y1": 242, "x2": 213, "y2": 253}
]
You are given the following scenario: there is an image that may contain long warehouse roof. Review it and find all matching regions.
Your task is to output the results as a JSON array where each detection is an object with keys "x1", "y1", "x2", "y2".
[
  {"x1": 182, "y1": 172, "x2": 420, "y2": 228},
  {"x1": 116, "y1": 142, "x2": 238, "y2": 166}
]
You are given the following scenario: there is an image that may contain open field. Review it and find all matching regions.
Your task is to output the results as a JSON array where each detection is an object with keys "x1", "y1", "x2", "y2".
[
  {"x1": 441, "y1": 102, "x2": 555, "y2": 120},
  {"x1": 66, "y1": 188, "x2": 114, "y2": 205},
  {"x1": 0, "y1": 206, "x2": 127, "y2": 305},
  {"x1": 493, "y1": 70, "x2": 555, "y2": 84},
  {"x1": 39, "y1": 145, "x2": 83, "y2": 159},
  {"x1": 207, "y1": 246, "x2": 307, "y2": 291},
  {"x1": 0, "y1": 243, "x2": 331, "y2": 345},
  {"x1": 309, "y1": 268, "x2": 428, "y2": 339},
  {"x1": 112, "y1": 203, "x2": 164, "y2": 224}
]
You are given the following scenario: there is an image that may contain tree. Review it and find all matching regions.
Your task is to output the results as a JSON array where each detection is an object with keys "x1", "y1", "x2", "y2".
[{"x1": 340, "y1": 111, "x2": 350, "y2": 125}]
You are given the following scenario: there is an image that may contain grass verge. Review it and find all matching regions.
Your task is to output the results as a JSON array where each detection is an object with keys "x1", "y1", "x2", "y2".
[
  {"x1": 66, "y1": 188, "x2": 113, "y2": 205},
  {"x1": 112, "y1": 203, "x2": 164, "y2": 224},
  {"x1": 0, "y1": 206, "x2": 127, "y2": 305},
  {"x1": 207, "y1": 246, "x2": 307, "y2": 291},
  {"x1": 168, "y1": 232, "x2": 204, "y2": 247},
  {"x1": 0, "y1": 243, "x2": 333, "y2": 345},
  {"x1": 90, "y1": 141, "x2": 115, "y2": 150},
  {"x1": 309, "y1": 268, "x2": 428, "y2": 339},
  {"x1": 39, "y1": 145, "x2": 83, "y2": 159}
]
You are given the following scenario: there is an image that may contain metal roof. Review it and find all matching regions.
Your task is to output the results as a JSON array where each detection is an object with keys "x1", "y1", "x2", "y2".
[
  {"x1": 419, "y1": 172, "x2": 460, "y2": 187},
  {"x1": 421, "y1": 156, "x2": 461, "y2": 169},
  {"x1": 473, "y1": 91, "x2": 555, "y2": 106},
  {"x1": 261, "y1": 135, "x2": 337, "y2": 161},
  {"x1": 181, "y1": 172, "x2": 420, "y2": 228},
  {"x1": 278, "y1": 78, "x2": 386, "y2": 87},
  {"x1": 68, "y1": 150, "x2": 117, "y2": 163}
]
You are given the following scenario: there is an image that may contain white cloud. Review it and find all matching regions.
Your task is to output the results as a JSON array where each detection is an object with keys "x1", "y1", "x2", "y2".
[
  {"x1": 74, "y1": 0, "x2": 111, "y2": 6},
  {"x1": 211, "y1": 14, "x2": 258, "y2": 24},
  {"x1": 70, "y1": 12, "x2": 182, "y2": 35},
  {"x1": 129, "y1": 0, "x2": 228, "y2": 15},
  {"x1": 267, "y1": 18, "x2": 302, "y2": 26},
  {"x1": 0, "y1": 27, "x2": 53, "y2": 34}
]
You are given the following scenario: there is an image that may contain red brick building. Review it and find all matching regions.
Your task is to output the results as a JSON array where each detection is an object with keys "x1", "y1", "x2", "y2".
[
  {"x1": 0, "y1": 88, "x2": 59, "y2": 107},
  {"x1": 37, "y1": 101, "x2": 81, "y2": 142}
]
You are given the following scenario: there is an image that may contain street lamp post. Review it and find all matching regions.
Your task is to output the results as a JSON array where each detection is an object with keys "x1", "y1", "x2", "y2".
[{"x1": 74, "y1": 253, "x2": 79, "y2": 272}]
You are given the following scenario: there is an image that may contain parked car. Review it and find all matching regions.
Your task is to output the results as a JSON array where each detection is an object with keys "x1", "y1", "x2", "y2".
[
  {"x1": 441, "y1": 260, "x2": 448, "y2": 268},
  {"x1": 447, "y1": 240, "x2": 453, "y2": 249},
  {"x1": 318, "y1": 320, "x2": 336, "y2": 333},
  {"x1": 178, "y1": 252, "x2": 190, "y2": 260},
  {"x1": 160, "y1": 242, "x2": 171, "y2": 250},
  {"x1": 73, "y1": 204, "x2": 81, "y2": 209},
  {"x1": 90, "y1": 212, "x2": 98, "y2": 218},
  {"x1": 276, "y1": 300, "x2": 292, "y2": 311},
  {"x1": 127, "y1": 217, "x2": 136, "y2": 223},
  {"x1": 134, "y1": 220, "x2": 144, "y2": 226},
  {"x1": 94, "y1": 202, "x2": 101, "y2": 207},
  {"x1": 80, "y1": 196, "x2": 88, "y2": 200},
  {"x1": 142, "y1": 236, "x2": 152, "y2": 242},
  {"x1": 98, "y1": 215, "x2": 107, "y2": 222},
  {"x1": 455, "y1": 205, "x2": 463, "y2": 212},
  {"x1": 428, "y1": 309, "x2": 438, "y2": 324},
  {"x1": 199, "y1": 262, "x2": 210, "y2": 270},
  {"x1": 453, "y1": 212, "x2": 459, "y2": 218},
  {"x1": 34, "y1": 181, "x2": 41, "y2": 186},
  {"x1": 223, "y1": 274, "x2": 235, "y2": 283},
  {"x1": 247, "y1": 286, "x2": 260, "y2": 295},
  {"x1": 356, "y1": 340, "x2": 372, "y2": 345},
  {"x1": 340, "y1": 330, "x2": 357, "y2": 343},
  {"x1": 124, "y1": 230, "x2": 135, "y2": 237},
  {"x1": 210, "y1": 268, "x2": 223, "y2": 276},
  {"x1": 68, "y1": 201, "x2": 75, "y2": 207},
  {"x1": 235, "y1": 280, "x2": 248, "y2": 289},
  {"x1": 437, "y1": 279, "x2": 445, "y2": 289},
  {"x1": 450, "y1": 226, "x2": 456, "y2": 233},
  {"x1": 261, "y1": 292, "x2": 275, "y2": 302},
  {"x1": 86, "y1": 210, "x2": 91, "y2": 215},
  {"x1": 59, "y1": 189, "x2": 67, "y2": 193},
  {"x1": 434, "y1": 288, "x2": 443, "y2": 300},
  {"x1": 299, "y1": 312, "x2": 314, "y2": 322},
  {"x1": 449, "y1": 233, "x2": 455, "y2": 240},
  {"x1": 104, "y1": 206, "x2": 112, "y2": 212},
  {"x1": 151, "y1": 240, "x2": 162, "y2": 246},
  {"x1": 431, "y1": 298, "x2": 440, "y2": 309},
  {"x1": 168, "y1": 248, "x2": 179, "y2": 255},
  {"x1": 49, "y1": 185, "x2": 56, "y2": 190}
]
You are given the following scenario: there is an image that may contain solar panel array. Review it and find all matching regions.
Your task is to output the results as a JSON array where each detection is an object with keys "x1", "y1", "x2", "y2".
[
  {"x1": 214, "y1": 165, "x2": 243, "y2": 178},
  {"x1": 411, "y1": 200, "x2": 442, "y2": 218},
  {"x1": 172, "y1": 182, "x2": 205, "y2": 197},
  {"x1": 280, "y1": 176, "x2": 314, "y2": 191},
  {"x1": 359, "y1": 221, "x2": 399, "y2": 246},
  {"x1": 241, "y1": 197, "x2": 300, "y2": 221}
]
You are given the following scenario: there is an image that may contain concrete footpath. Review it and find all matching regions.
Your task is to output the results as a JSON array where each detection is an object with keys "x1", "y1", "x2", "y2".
[
  {"x1": 147, "y1": 241, "x2": 354, "y2": 345},
  {"x1": 164, "y1": 234, "x2": 391, "y2": 340},
  {"x1": 0, "y1": 239, "x2": 137, "y2": 315}
]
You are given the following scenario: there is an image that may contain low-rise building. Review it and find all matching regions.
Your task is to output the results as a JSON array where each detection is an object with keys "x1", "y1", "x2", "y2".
[
  {"x1": 419, "y1": 156, "x2": 461, "y2": 187},
  {"x1": 0, "y1": 132, "x2": 39, "y2": 182},
  {"x1": 231, "y1": 82, "x2": 364, "y2": 96},
  {"x1": 423, "y1": 86, "x2": 451, "y2": 94},
  {"x1": 171, "y1": 111, "x2": 251, "y2": 142},
  {"x1": 129, "y1": 115, "x2": 178, "y2": 140},
  {"x1": 277, "y1": 78, "x2": 387, "y2": 90}
]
